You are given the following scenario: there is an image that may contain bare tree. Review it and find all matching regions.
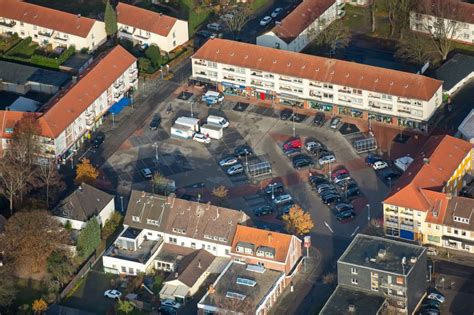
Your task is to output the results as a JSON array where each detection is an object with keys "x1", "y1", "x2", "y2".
[
  {"x1": 37, "y1": 160, "x2": 65, "y2": 208},
  {"x1": 387, "y1": 0, "x2": 398, "y2": 37},
  {"x1": 395, "y1": 0, "x2": 416, "y2": 39},
  {"x1": 222, "y1": 5, "x2": 251, "y2": 39},
  {"x1": 368, "y1": 0, "x2": 376, "y2": 33},
  {"x1": 309, "y1": 20, "x2": 350, "y2": 56},
  {"x1": 419, "y1": 0, "x2": 462, "y2": 61},
  {"x1": 395, "y1": 32, "x2": 436, "y2": 65}
]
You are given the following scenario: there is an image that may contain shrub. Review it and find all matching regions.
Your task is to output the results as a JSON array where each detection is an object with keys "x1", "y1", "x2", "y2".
[{"x1": 152, "y1": 274, "x2": 164, "y2": 294}]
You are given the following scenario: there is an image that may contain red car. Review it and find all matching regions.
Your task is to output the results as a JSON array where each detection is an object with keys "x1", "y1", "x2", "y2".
[
  {"x1": 331, "y1": 168, "x2": 349, "y2": 180},
  {"x1": 283, "y1": 138, "x2": 302, "y2": 151}
]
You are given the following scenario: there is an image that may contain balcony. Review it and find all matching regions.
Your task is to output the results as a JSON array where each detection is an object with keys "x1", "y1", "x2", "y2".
[
  {"x1": 194, "y1": 60, "x2": 207, "y2": 66},
  {"x1": 0, "y1": 20, "x2": 16, "y2": 28},
  {"x1": 38, "y1": 30, "x2": 54, "y2": 38},
  {"x1": 134, "y1": 32, "x2": 150, "y2": 39},
  {"x1": 129, "y1": 68, "x2": 138, "y2": 76},
  {"x1": 337, "y1": 2, "x2": 345, "y2": 9},
  {"x1": 251, "y1": 72, "x2": 263, "y2": 78},
  {"x1": 223, "y1": 67, "x2": 235, "y2": 72},
  {"x1": 251, "y1": 80, "x2": 263, "y2": 87},
  {"x1": 400, "y1": 223, "x2": 414, "y2": 231},
  {"x1": 397, "y1": 98, "x2": 411, "y2": 105},
  {"x1": 105, "y1": 238, "x2": 162, "y2": 264},
  {"x1": 338, "y1": 89, "x2": 352, "y2": 94},
  {"x1": 385, "y1": 221, "x2": 399, "y2": 228},
  {"x1": 398, "y1": 108, "x2": 411, "y2": 114},
  {"x1": 118, "y1": 29, "x2": 134, "y2": 40},
  {"x1": 53, "y1": 36, "x2": 68, "y2": 42},
  {"x1": 337, "y1": 10, "x2": 346, "y2": 18},
  {"x1": 368, "y1": 93, "x2": 381, "y2": 100},
  {"x1": 279, "y1": 77, "x2": 292, "y2": 82}
]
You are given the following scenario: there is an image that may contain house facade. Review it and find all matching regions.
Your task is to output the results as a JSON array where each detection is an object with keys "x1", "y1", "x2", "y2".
[
  {"x1": 322, "y1": 234, "x2": 428, "y2": 314},
  {"x1": 256, "y1": 0, "x2": 339, "y2": 52},
  {"x1": 383, "y1": 135, "x2": 473, "y2": 254},
  {"x1": 116, "y1": 2, "x2": 189, "y2": 53},
  {"x1": 410, "y1": 0, "x2": 474, "y2": 45},
  {"x1": 0, "y1": 0, "x2": 106, "y2": 51},
  {"x1": 192, "y1": 39, "x2": 443, "y2": 132}
]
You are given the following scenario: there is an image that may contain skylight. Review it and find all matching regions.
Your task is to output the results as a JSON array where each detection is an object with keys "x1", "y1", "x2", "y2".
[
  {"x1": 236, "y1": 277, "x2": 256, "y2": 287},
  {"x1": 226, "y1": 291, "x2": 246, "y2": 300}
]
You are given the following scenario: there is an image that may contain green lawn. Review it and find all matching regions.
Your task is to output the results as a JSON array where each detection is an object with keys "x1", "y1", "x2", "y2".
[
  {"x1": 179, "y1": 0, "x2": 212, "y2": 36},
  {"x1": 0, "y1": 36, "x2": 21, "y2": 53},
  {"x1": 6, "y1": 38, "x2": 38, "y2": 59},
  {"x1": 342, "y1": 5, "x2": 370, "y2": 33},
  {"x1": 250, "y1": 0, "x2": 269, "y2": 12}
]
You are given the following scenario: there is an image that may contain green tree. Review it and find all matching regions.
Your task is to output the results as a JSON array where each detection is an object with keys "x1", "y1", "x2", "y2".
[
  {"x1": 152, "y1": 172, "x2": 169, "y2": 194},
  {"x1": 117, "y1": 300, "x2": 135, "y2": 314},
  {"x1": 46, "y1": 249, "x2": 76, "y2": 285},
  {"x1": 0, "y1": 266, "x2": 17, "y2": 307},
  {"x1": 145, "y1": 45, "x2": 161, "y2": 68},
  {"x1": 138, "y1": 57, "x2": 151, "y2": 72},
  {"x1": 76, "y1": 216, "x2": 101, "y2": 258},
  {"x1": 101, "y1": 211, "x2": 123, "y2": 240},
  {"x1": 104, "y1": 0, "x2": 118, "y2": 37}
]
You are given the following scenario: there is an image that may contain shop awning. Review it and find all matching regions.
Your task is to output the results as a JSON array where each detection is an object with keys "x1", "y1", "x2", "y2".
[{"x1": 108, "y1": 97, "x2": 130, "y2": 115}]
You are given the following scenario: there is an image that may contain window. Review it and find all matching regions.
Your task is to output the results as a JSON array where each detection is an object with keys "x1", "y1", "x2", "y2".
[
  {"x1": 225, "y1": 249, "x2": 230, "y2": 255},
  {"x1": 462, "y1": 231, "x2": 467, "y2": 236},
  {"x1": 351, "y1": 267, "x2": 358, "y2": 275},
  {"x1": 207, "y1": 61, "x2": 217, "y2": 68},
  {"x1": 173, "y1": 40, "x2": 176, "y2": 46},
  {"x1": 454, "y1": 229, "x2": 459, "y2": 235},
  {"x1": 132, "y1": 216, "x2": 140, "y2": 222},
  {"x1": 351, "y1": 278, "x2": 358, "y2": 285},
  {"x1": 121, "y1": 266, "x2": 126, "y2": 272},
  {"x1": 173, "y1": 31, "x2": 176, "y2": 38},
  {"x1": 213, "y1": 246, "x2": 216, "y2": 251},
  {"x1": 181, "y1": 242, "x2": 185, "y2": 246},
  {"x1": 447, "y1": 227, "x2": 452, "y2": 233},
  {"x1": 168, "y1": 237, "x2": 177, "y2": 244},
  {"x1": 33, "y1": 25, "x2": 37, "y2": 30},
  {"x1": 191, "y1": 242, "x2": 196, "y2": 249},
  {"x1": 323, "y1": 83, "x2": 333, "y2": 89},
  {"x1": 129, "y1": 267, "x2": 134, "y2": 274}
]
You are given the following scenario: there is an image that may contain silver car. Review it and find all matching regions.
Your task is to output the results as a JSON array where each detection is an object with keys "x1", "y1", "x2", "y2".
[
  {"x1": 219, "y1": 156, "x2": 238, "y2": 167},
  {"x1": 227, "y1": 164, "x2": 244, "y2": 175},
  {"x1": 319, "y1": 155, "x2": 336, "y2": 165}
]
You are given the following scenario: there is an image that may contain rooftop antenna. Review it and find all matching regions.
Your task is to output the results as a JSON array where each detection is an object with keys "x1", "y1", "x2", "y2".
[{"x1": 401, "y1": 256, "x2": 407, "y2": 275}]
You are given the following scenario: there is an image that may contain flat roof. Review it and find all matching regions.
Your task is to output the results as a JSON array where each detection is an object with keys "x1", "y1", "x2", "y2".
[
  {"x1": 338, "y1": 234, "x2": 425, "y2": 275},
  {"x1": 458, "y1": 109, "x2": 474, "y2": 140},
  {"x1": 320, "y1": 285, "x2": 386, "y2": 315},
  {"x1": 0, "y1": 60, "x2": 71, "y2": 87},
  {"x1": 435, "y1": 54, "x2": 474, "y2": 91},
  {"x1": 199, "y1": 262, "x2": 283, "y2": 313}
]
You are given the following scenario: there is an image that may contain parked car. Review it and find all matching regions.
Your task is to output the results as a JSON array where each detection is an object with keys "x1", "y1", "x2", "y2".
[
  {"x1": 234, "y1": 145, "x2": 253, "y2": 157},
  {"x1": 317, "y1": 184, "x2": 336, "y2": 194},
  {"x1": 227, "y1": 164, "x2": 244, "y2": 175},
  {"x1": 92, "y1": 133, "x2": 105, "y2": 148},
  {"x1": 219, "y1": 156, "x2": 238, "y2": 167},
  {"x1": 373, "y1": 161, "x2": 388, "y2": 170},
  {"x1": 283, "y1": 137, "x2": 302, "y2": 150},
  {"x1": 293, "y1": 157, "x2": 314, "y2": 169},
  {"x1": 140, "y1": 168, "x2": 153, "y2": 179},
  {"x1": 322, "y1": 193, "x2": 341, "y2": 205},
  {"x1": 320, "y1": 189, "x2": 339, "y2": 199},
  {"x1": 427, "y1": 292, "x2": 445, "y2": 303},
  {"x1": 254, "y1": 205, "x2": 273, "y2": 216},
  {"x1": 333, "y1": 173, "x2": 351, "y2": 184},
  {"x1": 265, "y1": 182, "x2": 284, "y2": 195},
  {"x1": 260, "y1": 16, "x2": 272, "y2": 26},
  {"x1": 365, "y1": 154, "x2": 383, "y2": 165},
  {"x1": 330, "y1": 117, "x2": 341, "y2": 129},
  {"x1": 305, "y1": 141, "x2": 323, "y2": 152},
  {"x1": 382, "y1": 170, "x2": 401, "y2": 181},
  {"x1": 344, "y1": 186, "x2": 361, "y2": 199},
  {"x1": 280, "y1": 109, "x2": 293, "y2": 120},
  {"x1": 309, "y1": 176, "x2": 328, "y2": 187},
  {"x1": 193, "y1": 133, "x2": 211, "y2": 144},
  {"x1": 207, "y1": 23, "x2": 221, "y2": 31},
  {"x1": 421, "y1": 300, "x2": 440, "y2": 309},
  {"x1": 284, "y1": 147, "x2": 302, "y2": 157},
  {"x1": 104, "y1": 290, "x2": 122, "y2": 299},
  {"x1": 313, "y1": 112, "x2": 325, "y2": 126},
  {"x1": 273, "y1": 194, "x2": 293, "y2": 205},
  {"x1": 149, "y1": 115, "x2": 161, "y2": 130},
  {"x1": 331, "y1": 169, "x2": 349, "y2": 180},
  {"x1": 161, "y1": 299, "x2": 181, "y2": 309},
  {"x1": 319, "y1": 155, "x2": 336, "y2": 165},
  {"x1": 336, "y1": 210, "x2": 355, "y2": 221},
  {"x1": 271, "y1": 7, "x2": 283, "y2": 18},
  {"x1": 334, "y1": 203, "x2": 354, "y2": 212},
  {"x1": 279, "y1": 201, "x2": 295, "y2": 215},
  {"x1": 158, "y1": 306, "x2": 177, "y2": 315}
]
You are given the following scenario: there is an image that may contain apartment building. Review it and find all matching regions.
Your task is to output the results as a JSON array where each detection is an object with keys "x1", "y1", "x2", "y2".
[
  {"x1": 256, "y1": 0, "x2": 341, "y2": 52},
  {"x1": 198, "y1": 227, "x2": 302, "y2": 315},
  {"x1": 383, "y1": 135, "x2": 473, "y2": 247},
  {"x1": 103, "y1": 191, "x2": 250, "y2": 275},
  {"x1": 192, "y1": 39, "x2": 443, "y2": 131},
  {"x1": 321, "y1": 234, "x2": 428, "y2": 315},
  {"x1": 410, "y1": 0, "x2": 474, "y2": 45},
  {"x1": 116, "y1": 2, "x2": 189, "y2": 53},
  {"x1": 0, "y1": 0, "x2": 106, "y2": 51}
]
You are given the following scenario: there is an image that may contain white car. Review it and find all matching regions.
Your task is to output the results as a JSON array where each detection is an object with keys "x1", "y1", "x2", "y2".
[
  {"x1": 319, "y1": 155, "x2": 336, "y2": 165},
  {"x1": 227, "y1": 164, "x2": 244, "y2": 175},
  {"x1": 193, "y1": 133, "x2": 211, "y2": 144},
  {"x1": 161, "y1": 299, "x2": 181, "y2": 309},
  {"x1": 372, "y1": 161, "x2": 388, "y2": 170},
  {"x1": 104, "y1": 289, "x2": 122, "y2": 299},
  {"x1": 427, "y1": 292, "x2": 445, "y2": 303},
  {"x1": 273, "y1": 194, "x2": 292, "y2": 205},
  {"x1": 271, "y1": 8, "x2": 283, "y2": 18},
  {"x1": 330, "y1": 117, "x2": 341, "y2": 129},
  {"x1": 260, "y1": 16, "x2": 272, "y2": 26}
]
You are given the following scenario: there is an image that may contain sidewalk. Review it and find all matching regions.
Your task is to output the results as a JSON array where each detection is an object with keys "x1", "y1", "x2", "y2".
[{"x1": 430, "y1": 247, "x2": 474, "y2": 268}]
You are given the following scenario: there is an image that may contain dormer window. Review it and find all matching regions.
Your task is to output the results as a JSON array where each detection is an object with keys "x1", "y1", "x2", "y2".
[
  {"x1": 256, "y1": 246, "x2": 275, "y2": 259},
  {"x1": 453, "y1": 216, "x2": 469, "y2": 224},
  {"x1": 132, "y1": 216, "x2": 140, "y2": 222},
  {"x1": 236, "y1": 242, "x2": 255, "y2": 255}
]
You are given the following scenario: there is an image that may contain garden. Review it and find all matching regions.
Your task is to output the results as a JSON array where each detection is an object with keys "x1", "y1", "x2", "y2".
[{"x1": 2, "y1": 36, "x2": 75, "y2": 69}]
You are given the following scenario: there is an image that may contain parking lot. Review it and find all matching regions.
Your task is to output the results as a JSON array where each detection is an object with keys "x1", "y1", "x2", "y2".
[{"x1": 100, "y1": 89, "x2": 391, "y2": 238}]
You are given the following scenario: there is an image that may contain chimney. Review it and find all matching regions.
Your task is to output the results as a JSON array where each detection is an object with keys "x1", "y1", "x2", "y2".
[
  {"x1": 78, "y1": 185, "x2": 83, "y2": 192},
  {"x1": 348, "y1": 304, "x2": 356, "y2": 313},
  {"x1": 423, "y1": 158, "x2": 430, "y2": 164},
  {"x1": 77, "y1": 14, "x2": 81, "y2": 18},
  {"x1": 268, "y1": 233, "x2": 273, "y2": 243}
]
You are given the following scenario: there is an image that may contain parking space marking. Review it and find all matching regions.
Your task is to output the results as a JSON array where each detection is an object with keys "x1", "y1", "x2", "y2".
[
  {"x1": 350, "y1": 226, "x2": 360, "y2": 238},
  {"x1": 324, "y1": 221, "x2": 334, "y2": 233}
]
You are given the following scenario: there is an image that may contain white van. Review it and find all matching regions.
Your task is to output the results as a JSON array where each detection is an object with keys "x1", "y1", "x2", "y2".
[
  {"x1": 207, "y1": 115, "x2": 229, "y2": 128},
  {"x1": 201, "y1": 91, "x2": 224, "y2": 103},
  {"x1": 174, "y1": 117, "x2": 201, "y2": 131},
  {"x1": 394, "y1": 155, "x2": 414, "y2": 172}
]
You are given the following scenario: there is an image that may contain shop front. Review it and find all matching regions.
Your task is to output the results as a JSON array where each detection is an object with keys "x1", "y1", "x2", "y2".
[
  {"x1": 397, "y1": 117, "x2": 428, "y2": 132},
  {"x1": 278, "y1": 93, "x2": 304, "y2": 108},
  {"x1": 309, "y1": 100, "x2": 333, "y2": 112},
  {"x1": 368, "y1": 112, "x2": 393, "y2": 124},
  {"x1": 338, "y1": 106, "x2": 364, "y2": 118},
  {"x1": 220, "y1": 82, "x2": 246, "y2": 96}
]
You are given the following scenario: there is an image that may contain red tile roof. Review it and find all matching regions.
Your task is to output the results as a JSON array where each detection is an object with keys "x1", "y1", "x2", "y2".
[
  {"x1": 39, "y1": 46, "x2": 136, "y2": 138},
  {"x1": 272, "y1": 0, "x2": 336, "y2": 44},
  {"x1": 193, "y1": 39, "x2": 442, "y2": 101},
  {"x1": 422, "y1": 190, "x2": 448, "y2": 224},
  {"x1": 415, "y1": 0, "x2": 474, "y2": 24},
  {"x1": 0, "y1": 0, "x2": 97, "y2": 38},
  {"x1": 231, "y1": 225, "x2": 297, "y2": 263},
  {"x1": 116, "y1": 2, "x2": 177, "y2": 37},
  {"x1": 384, "y1": 135, "x2": 472, "y2": 211}
]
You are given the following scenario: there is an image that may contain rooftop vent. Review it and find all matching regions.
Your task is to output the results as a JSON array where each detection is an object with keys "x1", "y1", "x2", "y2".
[
  {"x1": 345, "y1": 73, "x2": 349, "y2": 78},
  {"x1": 410, "y1": 256, "x2": 417, "y2": 264},
  {"x1": 375, "y1": 78, "x2": 379, "y2": 83},
  {"x1": 390, "y1": 81, "x2": 394, "y2": 86},
  {"x1": 423, "y1": 158, "x2": 430, "y2": 164},
  {"x1": 273, "y1": 60, "x2": 277, "y2": 64},
  {"x1": 405, "y1": 84, "x2": 409, "y2": 88},
  {"x1": 348, "y1": 304, "x2": 356, "y2": 313},
  {"x1": 378, "y1": 248, "x2": 386, "y2": 258},
  {"x1": 315, "y1": 67, "x2": 320, "y2": 72},
  {"x1": 287, "y1": 62, "x2": 291, "y2": 67},
  {"x1": 244, "y1": 55, "x2": 248, "y2": 59}
]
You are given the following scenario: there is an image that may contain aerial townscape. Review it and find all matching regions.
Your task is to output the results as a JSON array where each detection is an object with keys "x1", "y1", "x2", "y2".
[{"x1": 0, "y1": 0, "x2": 474, "y2": 314}]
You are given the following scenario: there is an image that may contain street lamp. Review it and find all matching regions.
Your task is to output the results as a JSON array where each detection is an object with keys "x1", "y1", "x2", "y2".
[
  {"x1": 190, "y1": 101, "x2": 194, "y2": 118},
  {"x1": 152, "y1": 142, "x2": 159, "y2": 162},
  {"x1": 367, "y1": 203, "x2": 371, "y2": 222},
  {"x1": 428, "y1": 264, "x2": 432, "y2": 282},
  {"x1": 120, "y1": 196, "x2": 124, "y2": 213},
  {"x1": 271, "y1": 184, "x2": 275, "y2": 200},
  {"x1": 292, "y1": 112, "x2": 296, "y2": 137}
]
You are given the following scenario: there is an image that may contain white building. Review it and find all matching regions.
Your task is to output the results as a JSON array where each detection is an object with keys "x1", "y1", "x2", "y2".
[
  {"x1": 256, "y1": 0, "x2": 341, "y2": 52},
  {"x1": 192, "y1": 39, "x2": 443, "y2": 131},
  {"x1": 102, "y1": 191, "x2": 250, "y2": 276},
  {"x1": 53, "y1": 183, "x2": 115, "y2": 230},
  {"x1": 116, "y1": 2, "x2": 189, "y2": 53},
  {"x1": 0, "y1": 0, "x2": 106, "y2": 51},
  {"x1": 410, "y1": 0, "x2": 474, "y2": 45}
]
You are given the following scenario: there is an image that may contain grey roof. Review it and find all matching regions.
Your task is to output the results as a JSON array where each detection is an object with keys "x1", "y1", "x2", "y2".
[
  {"x1": 165, "y1": 248, "x2": 216, "y2": 287},
  {"x1": 124, "y1": 191, "x2": 250, "y2": 246},
  {"x1": 320, "y1": 285, "x2": 386, "y2": 315},
  {"x1": 338, "y1": 234, "x2": 426, "y2": 275},
  {"x1": 54, "y1": 183, "x2": 114, "y2": 222},
  {"x1": 199, "y1": 261, "x2": 284, "y2": 313},
  {"x1": 458, "y1": 109, "x2": 474, "y2": 140},
  {"x1": 443, "y1": 196, "x2": 474, "y2": 231},
  {"x1": 435, "y1": 53, "x2": 474, "y2": 91},
  {"x1": 0, "y1": 61, "x2": 71, "y2": 87}
]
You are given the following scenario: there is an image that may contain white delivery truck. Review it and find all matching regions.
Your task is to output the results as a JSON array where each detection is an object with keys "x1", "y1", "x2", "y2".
[
  {"x1": 207, "y1": 115, "x2": 229, "y2": 128},
  {"x1": 200, "y1": 124, "x2": 223, "y2": 140},
  {"x1": 171, "y1": 123, "x2": 194, "y2": 139},
  {"x1": 174, "y1": 117, "x2": 201, "y2": 132},
  {"x1": 394, "y1": 155, "x2": 414, "y2": 172}
]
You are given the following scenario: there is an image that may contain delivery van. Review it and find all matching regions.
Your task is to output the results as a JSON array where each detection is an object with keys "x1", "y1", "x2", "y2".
[{"x1": 207, "y1": 115, "x2": 229, "y2": 128}]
